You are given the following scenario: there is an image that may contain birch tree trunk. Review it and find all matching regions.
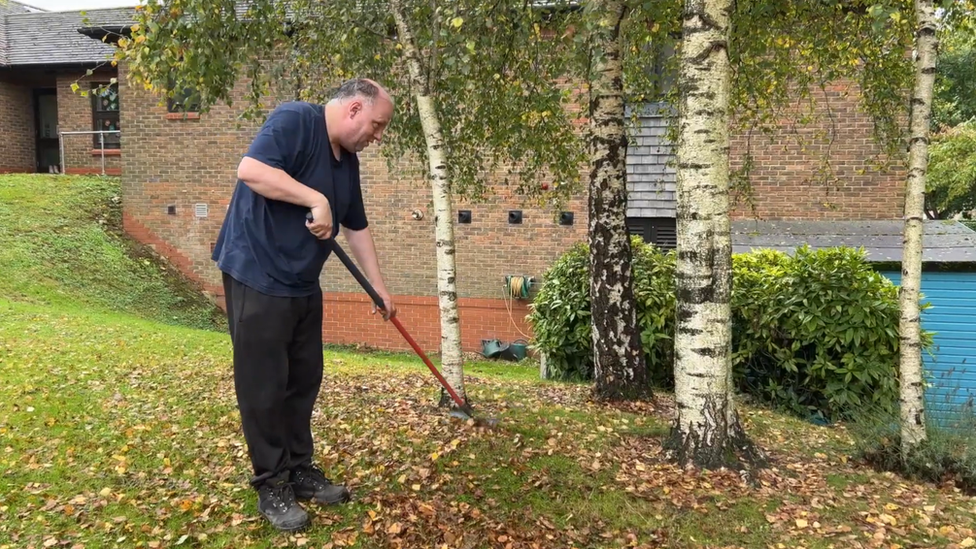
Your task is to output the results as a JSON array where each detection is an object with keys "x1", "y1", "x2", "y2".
[
  {"x1": 391, "y1": 0, "x2": 466, "y2": 406},
  {"x1": 587, "y1": 0, "x2": 651, "y2": 402},
  {"x1": 899, "y1": 0, "x2": 939, "y2": 452},
  {"x1": 665, "y1": 0, "x2": 763, "y2": 470}
]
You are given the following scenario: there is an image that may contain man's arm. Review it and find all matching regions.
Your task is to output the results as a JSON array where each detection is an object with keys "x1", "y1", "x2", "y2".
[
  {"x1": 238, "y1": 157, "x2": 324, "y2": 207},
  {"x1": 342, "y1": 225, "x2": 397, "y2": 319},
  {"x1": 238, "y1": 157, "x2": 334, "y2": 239}
]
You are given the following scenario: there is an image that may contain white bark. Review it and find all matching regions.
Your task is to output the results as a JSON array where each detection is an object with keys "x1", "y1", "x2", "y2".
[
  {"x1": 587, "y1": 0, "x2": 651, "y2": 402},
  {"x1": 899, "y1": 0, "x2": 938, "y2": 452},
  {"x1": 667, "y1": 0, "x2": 760, "y2": 469},
  {"x1": 391, "y1": 0, "x2": 465, "y2": 405}
]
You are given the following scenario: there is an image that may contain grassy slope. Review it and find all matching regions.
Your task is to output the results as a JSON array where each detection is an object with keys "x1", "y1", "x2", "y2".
[
  {"x1": 0, "y1": 174, "x2": 225, "y2": 331},
  {"x1": 2, "y1": 175, "x2": 976, "y2": 548}
]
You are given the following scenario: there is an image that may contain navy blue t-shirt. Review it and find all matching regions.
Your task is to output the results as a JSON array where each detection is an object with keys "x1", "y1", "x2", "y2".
[{"x1": 211, "y1": 101, "x2": 369, "y2": 297}]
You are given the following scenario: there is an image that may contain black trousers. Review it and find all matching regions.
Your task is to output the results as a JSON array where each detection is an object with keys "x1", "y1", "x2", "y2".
[{"x1": 222, "y1": 272, "x2": 324, "y2": 488}]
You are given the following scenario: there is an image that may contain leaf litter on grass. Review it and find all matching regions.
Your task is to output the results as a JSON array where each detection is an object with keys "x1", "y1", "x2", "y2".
[{"x1": 4, "y1": 306, "x2": 976, "y2": 548}]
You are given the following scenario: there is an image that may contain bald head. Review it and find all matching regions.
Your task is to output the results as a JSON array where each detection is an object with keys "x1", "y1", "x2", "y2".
[
  {"x1": 331, "y1": 78, "x2": 393, "y2": 108},
  {"x1": 326, "y1": 77, "x2": 395, "y2": 154}
]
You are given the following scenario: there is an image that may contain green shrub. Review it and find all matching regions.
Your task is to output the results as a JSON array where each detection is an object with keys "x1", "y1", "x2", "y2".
[
  {"x1": 530, "y1": 241, "x2": 918, "y2": 422},
  {"x1": 527, "y1": 236, "x2": 676, "y2": 386},
  {"x1": 731, "y1": 245, "x2": 909, "y2": 421},
  {"x1": 526, "y1": 241, "x2": 593, "y2": 380}
]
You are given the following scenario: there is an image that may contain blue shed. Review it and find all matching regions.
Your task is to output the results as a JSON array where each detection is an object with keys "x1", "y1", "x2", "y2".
[{"x1": 730, "y1": 219, "x2": 976, "y2": 428}]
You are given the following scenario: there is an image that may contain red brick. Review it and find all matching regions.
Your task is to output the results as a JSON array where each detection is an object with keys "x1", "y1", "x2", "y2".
[{"x1": 0, "y1": 76, "x2": 35, "y2": 171}]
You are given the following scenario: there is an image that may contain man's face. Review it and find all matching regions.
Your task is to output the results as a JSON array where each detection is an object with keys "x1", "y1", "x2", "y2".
[{"x1": 345, "y1": 96, "x2": 393, "y2": 153}]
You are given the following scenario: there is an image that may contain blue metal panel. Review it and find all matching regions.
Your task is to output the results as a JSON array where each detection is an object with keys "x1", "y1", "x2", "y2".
[{"x1": 882, "y1": 271, "x2": 976, "y2": 429}]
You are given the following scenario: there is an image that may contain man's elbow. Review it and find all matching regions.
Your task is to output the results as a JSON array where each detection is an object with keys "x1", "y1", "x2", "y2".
[{"x1": 237, "y1": 156, "x2": 262, "y2": 183}]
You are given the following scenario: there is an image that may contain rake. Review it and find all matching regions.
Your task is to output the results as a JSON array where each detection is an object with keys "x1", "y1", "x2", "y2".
[{"x1": 306, "y1": 212, "x2": 499, "y2": 428}]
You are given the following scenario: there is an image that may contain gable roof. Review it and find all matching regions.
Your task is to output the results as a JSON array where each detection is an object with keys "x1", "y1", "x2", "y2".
[
  {"x1": 1, "y1": 6, "x2": 135, "y2": 67},
  {"x1": 730, "y1": 219, "x2": 976, "y2": 264}
]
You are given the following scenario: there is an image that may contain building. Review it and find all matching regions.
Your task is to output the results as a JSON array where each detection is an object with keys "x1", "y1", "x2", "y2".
[
  {"x1": 0, "y1": 3, "x2": 924, "y2": 359},
  {"x1": 0, "y1": 2, "x2": 128, "y2": 176}
]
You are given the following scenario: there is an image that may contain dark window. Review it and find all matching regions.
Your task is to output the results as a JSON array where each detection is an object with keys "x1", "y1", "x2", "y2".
[
  {"x1": 166, "y1": 75, "x2": 201, "y2": 113},
  {"x1": 627, "y1": 217, "x2": 677, "y2": 249},
  {"x1": 91, "y1": 83, "x2": 120, "y2": 149},
  {"x1": 167, "y1": 86, "x2": 201, "y2": 113}
]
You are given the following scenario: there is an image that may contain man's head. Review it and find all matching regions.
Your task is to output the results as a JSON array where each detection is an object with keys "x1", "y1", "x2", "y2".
[{"x1": 326, "y1": 78, "x2": 394, "y2": 153}]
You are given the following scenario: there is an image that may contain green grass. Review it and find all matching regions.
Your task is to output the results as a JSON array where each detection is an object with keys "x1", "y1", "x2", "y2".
[
  {"x1": 0, "y1": 174, "x2": 225, "y2": 331},
  {"x1": 4, "y1": 174, "x2": 976, "y2": 548}
]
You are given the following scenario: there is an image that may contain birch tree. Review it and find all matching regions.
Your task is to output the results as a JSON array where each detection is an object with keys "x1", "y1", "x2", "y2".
[
  {"x1": 115, "y1": 0, "x2": 585, "y2": 410},
  {"x1": 898, "y1": 0, "x2": 939, "y2": 452},
  {"x1": 585, "y1": 0, "x2": 651, "y2": 400},
  {"x1": 663, "y1": 0, "x2": 763, "y2": 468}
]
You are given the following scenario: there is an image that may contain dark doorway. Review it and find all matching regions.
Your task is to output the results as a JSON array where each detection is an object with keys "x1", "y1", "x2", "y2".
[{"x1": 33, "y1": 88, "x2": 59, "y2": 173}]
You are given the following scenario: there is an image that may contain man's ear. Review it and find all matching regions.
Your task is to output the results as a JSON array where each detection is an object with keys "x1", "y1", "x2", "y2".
[{"x1": 349, "y1": 100, "x2": 363, "y2": 118}]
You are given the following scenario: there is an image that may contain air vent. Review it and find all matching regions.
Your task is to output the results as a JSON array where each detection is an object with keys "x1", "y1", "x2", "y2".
[
  {"x1": 654, "y1": 224, "x2": 677, "y2": 249},
  {"x1": 626, "y1": 217, "x2": 676, "y2": 250},
  {"x1": 194, "y1": 203, "x2": 208, "y2": 218}
]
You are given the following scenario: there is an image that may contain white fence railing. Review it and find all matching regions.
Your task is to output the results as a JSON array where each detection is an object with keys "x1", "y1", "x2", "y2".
[{"x1": 58, "y1": 130, "x2": 121, "y2": 176}]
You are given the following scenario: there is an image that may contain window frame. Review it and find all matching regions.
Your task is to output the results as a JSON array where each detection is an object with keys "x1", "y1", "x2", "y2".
[{"x1": 90, "y1": 82, "x2": 121, "y2": 150}]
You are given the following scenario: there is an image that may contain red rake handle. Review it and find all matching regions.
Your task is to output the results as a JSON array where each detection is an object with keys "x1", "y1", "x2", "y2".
[
  {"x1": 388, "y1": 315, "x2": 468, "y2": 410},
  {"x1": 314, "y1": 221, "x2": 467, "y2": 410}
]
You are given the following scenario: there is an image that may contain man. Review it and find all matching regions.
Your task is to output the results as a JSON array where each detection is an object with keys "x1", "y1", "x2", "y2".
[{"x1": 211, "y1": 78, "x2": 398, "y2": 532}]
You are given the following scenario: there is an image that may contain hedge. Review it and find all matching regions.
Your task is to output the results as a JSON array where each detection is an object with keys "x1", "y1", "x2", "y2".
[{"x1": 526, "y1": 238, "x2": 926, "y2": 421}]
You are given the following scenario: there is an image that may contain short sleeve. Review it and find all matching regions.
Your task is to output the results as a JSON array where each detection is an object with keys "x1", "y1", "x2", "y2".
[
  {"x1": 341, "y1": 165, "x2": 369, "y2": 231},
  {"x1": 243, "y1": 105, "x2": 305, "y2": 174}
]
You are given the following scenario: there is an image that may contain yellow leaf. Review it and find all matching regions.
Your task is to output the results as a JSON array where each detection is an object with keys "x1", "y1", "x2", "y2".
[
  {"x1": 796, "y1": 518, "x2": 808, "y2": 529},
  {"x1": 450, "y1": 17, "x2": 463, "y2": 28},
  {"x1": 411, "y1": 484, "x2": 421, "y2": 491},
  {"x1": 430, "y1": 452, "x2": 440, "y2": 461},
  {"x1": 962, "y1": 538, "x2": 976, "y2": 548},
  {"x1": 387, "y1": 522, "x2": 403, "y2": 535}
]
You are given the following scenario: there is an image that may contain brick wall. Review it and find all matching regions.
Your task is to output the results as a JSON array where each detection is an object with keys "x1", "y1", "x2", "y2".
[
  {"x1": 0, "y1": 76, "x2": 35, "y2": 172},
  {"x1": 117, "y1": 62, "x2": 264, "y2": 296},
  {"x1": 729, "y1": 80, "x2": 905, "y2": 220},
  {"x1": 118, "y1": 61, "x2": 584, "y2": 351},
  {"x1": 57, "y1": 71, "x2": 122, "y2": 176},
  {"x1": 118, "y1": 64, "x2": 906, "y2": 353}
]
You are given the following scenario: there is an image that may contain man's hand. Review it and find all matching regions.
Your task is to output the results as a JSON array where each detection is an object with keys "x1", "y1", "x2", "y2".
[
  {"x1": 306, "y1": 198, "x2": 333, "y2": 239},
  {"x1": 372, "y1": 290, "x2": 398, "y2": 321}
]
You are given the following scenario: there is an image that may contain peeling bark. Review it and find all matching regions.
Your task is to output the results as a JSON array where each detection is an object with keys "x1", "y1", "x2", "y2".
[
  {"x1": 587, "y1": 0, "x2": 651, "y2": 402},
  {"x1": 899, "y1": 0, "x2": 938, "y2": 452},
  {"x1": 391, "y1": 0, "x2": 466, "y2": 406},
  {"x1": 666, "y1": 0, "x2": 763, "y2": 472}
]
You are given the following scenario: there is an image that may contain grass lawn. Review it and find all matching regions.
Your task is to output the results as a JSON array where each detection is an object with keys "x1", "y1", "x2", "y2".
[{"x1": 2, "y1": 174, "x2": 976, "y2": 548}]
